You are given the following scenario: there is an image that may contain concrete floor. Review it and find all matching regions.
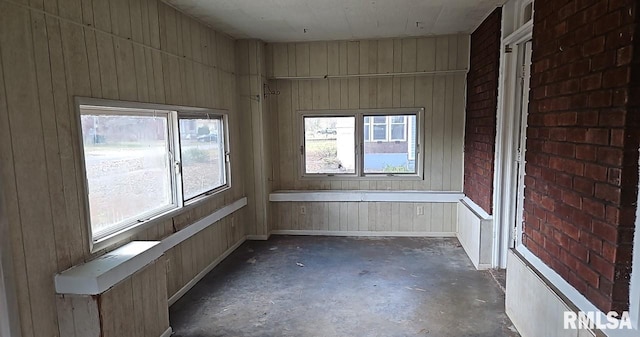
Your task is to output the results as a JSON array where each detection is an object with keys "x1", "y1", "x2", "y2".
[{"x1": 170, "y1": 236, "x2": 520, "y2": 337}]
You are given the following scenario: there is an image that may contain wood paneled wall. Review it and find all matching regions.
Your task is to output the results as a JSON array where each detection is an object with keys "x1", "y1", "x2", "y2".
[
  {"x1": 274, "y1": 202, "x2": 457, "y2": 234},
  {"x1": 56, "y1": 258, "x2": 169, "y2": 337},
  {"x1": 265, "y1": 35, "x2": 469, "y2": 191},
  {"x1": 236, "y1": 40, "x2": 274, "y2": 238},
  {"x1": 0, "y1": 0, "x2": 246, "y2": 335},
  {"x1": 165, "y1": 214, "x2": 244, "y2": 298},
  {"x1": 265, "y1": 36, "x2": 468, "y2": 233}
]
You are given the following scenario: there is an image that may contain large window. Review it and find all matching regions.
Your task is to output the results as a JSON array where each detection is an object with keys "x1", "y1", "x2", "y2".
[
  {"x1": 178, "y1": 115, "x2": 226, "y2": 200},
  {"x1": 79, "y1": 100, "x2": 230, "y2": 245},
  {"x1": 300, "y1": 108, "x2": 422, "y2": 178},
  {"x1": 303, "y1": 116, "x2": 356, "y2": 175}
]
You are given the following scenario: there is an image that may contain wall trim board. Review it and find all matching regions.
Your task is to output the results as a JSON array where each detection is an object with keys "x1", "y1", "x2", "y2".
[
  {"x1": 460, "y1": 197, "x2": 492, "y2": 220},
  {"x1": 457, "y1": 200, "x2": 494, "y2": 270},
  {"x1": 246, "y1": 235, "x2": 270, "y2": 240},
  {"x1": 269, "y1": 190, "x2": 464, "y2": 203},
  {"x1": 168, "y1": 237, "x2": 247, "y2": 306},
  {"x1": 161, "y1": 197, "x2": 247, "y2": 251},
  {"x1": 160, "y1": 327, "x2": 173, "y2": 337},
  {"x1": 506, "y1": 250, "x2": 588, "y2": 337},
  {"x1": 629, "y1": 151, "x2": 640, "y2": 332},
  {"x1": 269, "y1": 69, "x2": 468, "y2": 80},
  {"x1": 270, "y1": 230, "x2": 457, "y2": 237},
  {"x1": 514, "y1": 246, "x2": 638, "y2": 337}
]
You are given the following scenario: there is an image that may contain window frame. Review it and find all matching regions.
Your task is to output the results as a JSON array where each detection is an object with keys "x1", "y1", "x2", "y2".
[
  {"x1": 177, "y1": 112, "x2": 230, "y2": 202},
  {"x1": 75, "y1": 98, "x2": 231, "y2": 253},
  {"x1": 299, "y1": 112, "x2": 360, "y2": 177},
  {"x1": 298, "y1": 108, "x2": 424, "y2": 180},
  {"x1": 388, "y1": 115, "x2": 407, "y2": 141}
]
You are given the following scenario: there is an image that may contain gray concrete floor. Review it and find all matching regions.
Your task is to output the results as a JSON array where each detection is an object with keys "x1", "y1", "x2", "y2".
[{"x1": 170, "y1": 236, "x2": 520, "y2": 337}]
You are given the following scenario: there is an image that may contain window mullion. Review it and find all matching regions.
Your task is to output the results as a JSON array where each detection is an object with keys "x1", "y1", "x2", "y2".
[
  {"x1": 170, "y1": 111, "x2": 184, "y2": 208},
  {"x1": 357, "y1": 112, "x2": 363, "y2": 177}
]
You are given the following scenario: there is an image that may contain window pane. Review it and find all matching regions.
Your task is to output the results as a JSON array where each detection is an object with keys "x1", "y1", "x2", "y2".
[
  {"x1": 304, "y1": 116, "x2": 355, "y2": 174},
  {"x1": 80, "y1": 111, "x2": 173, "y2": 238},
  {"x1": 372, "y1": 124, "x2": 387, "y2": 140},
  {"x1": 373, "y1": 116, "x2": 386, "y2": 123},
  {"x1": 364, "y1": 124, "x2": 370, "y2": 141},
  {"x1": 390, "y1": 124, "x2": 405, "y2": 140},
  {"x1": 364, "y1": 114, "x2": 417, "y2": 174},
  {"x1": 179, "y1": 118, "x2": 225, "y2": 200},
  {"x1": 391, "y1": 116, "x2": 404, "y2": 123}
]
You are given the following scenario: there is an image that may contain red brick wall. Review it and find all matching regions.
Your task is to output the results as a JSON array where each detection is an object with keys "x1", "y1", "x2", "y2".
[
  {"x1": 464, "y1": 8, "x2": 502, "y2": 214},
  {"x1": 524, "y1": 0, "x2": 639, "y2": 312}
]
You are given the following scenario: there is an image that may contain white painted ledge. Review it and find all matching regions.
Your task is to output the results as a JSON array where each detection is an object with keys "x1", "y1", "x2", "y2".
[
  {"x1": 55, "y1": 197, "x2": 247, "y2": 296},
  {"x1": 161, "y1": 197, "x2": 247, "y2": 251},
  {"x1": 269, "y1": 190, "x2": 464, "y2": 203},
  {"x1": 457, "y1": 198, "x2": 494, "y2": 270},
  {"x1": 160, "y1": 327, "x2": 173, "y2": 337},
  {"x1": 513, "y1": 246, "x2": 639, "y2": 337},
  {"x1": 459, "y1": 197, "x2": 492, "y2": 220},
  {"x1": 54, "y1": 241, "x2": 163, "y2": 295}
]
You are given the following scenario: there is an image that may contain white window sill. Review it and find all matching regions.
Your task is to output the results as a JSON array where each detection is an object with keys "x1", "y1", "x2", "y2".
[
  {"x1": 56, "y1": 197, "x2": 247, "y2": 296},
  {"x1": 54, "y1": 241, "x2": 163, "y2": 295}
]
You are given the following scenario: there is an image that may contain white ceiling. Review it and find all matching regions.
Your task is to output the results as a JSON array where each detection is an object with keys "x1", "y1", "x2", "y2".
[{"x1": 164, "y1": 0, "x2": 505, "y2": 42}]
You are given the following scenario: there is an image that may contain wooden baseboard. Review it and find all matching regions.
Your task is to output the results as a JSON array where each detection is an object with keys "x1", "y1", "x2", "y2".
[
  {"x1": 160, "y1": 327, "x2": 173, "y2": 337},
  {"x1": 246, "y1": 234, "x2": 270, "y2": 240},
  {"x1": 270, "y1": 230, "x2": 456, "y2": 237}
]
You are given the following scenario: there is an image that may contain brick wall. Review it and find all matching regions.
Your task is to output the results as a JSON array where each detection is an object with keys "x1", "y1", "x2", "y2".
[
  {"x1": 464, "y1": 8, "x2": 502, "y2": 214},
  {"x1": 525, "y1": 0, "x2": 639, "y2": 312}
]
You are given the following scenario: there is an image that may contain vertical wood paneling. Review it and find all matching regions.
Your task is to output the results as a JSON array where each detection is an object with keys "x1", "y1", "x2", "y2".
[
  {"x1": 431, "y1": 76, "x2": 446, "y2": 190},
  {"x1": 0, "y1": 1, "x2": 245, "y2": 336},
  {"x1": 31, "y1": 12, "x2": 72, "y2": 272},
  {"x1": 95, "y1": 32, "x2": 119, "y2": 99},
  {"x1": 265, "y1": 35, "x2": 468, "y2": 233},
  {"x1": 272, "y1": 202, "x2": 457, "y2": 233},
  {"x1": 71, "y1": 295, "x2": 100, "y2": 337},
  {"x1": 0, "y1": 16, "x2": 35, "y2": 337},
  {"x1": 309, "y1": 42, "x2": 327, "y2": 76},
  {"x1": 0, "y1": 5, "x2": 59, "y2": 336},
  {"x1": 417, "y1": 37, "x2": 436, "y2": 71},
  {"x1": 265, "y1": 35, "x2": 466, "y2": 193},
  {"x1": 110, "y1": 0, "x2": 131, "y2": 39},
  {"x1": 92, "y1": 0, "x2": 111, "y2": 32},
  {"x1": 55, "y1": 296, "x2": 76, "y2": 337}
]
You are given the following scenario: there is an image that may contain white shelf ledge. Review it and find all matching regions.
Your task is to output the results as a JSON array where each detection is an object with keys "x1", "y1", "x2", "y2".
[
  {"x1": 54, "y1": 241, "x2": 163, "y2": 295},
  {"x1": 269, "y1": 190, "x2": 464, "y2": 203},
  {"x1": 55, "y1": 197, "x2": 248, "y2": 296}
]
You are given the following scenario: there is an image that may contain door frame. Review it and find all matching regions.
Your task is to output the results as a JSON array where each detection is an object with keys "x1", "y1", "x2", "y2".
[
  {"x1": 514, "y1": 40, "x2": 533, "y2": 249},
  {"x1": 492, "y1": 21, "x2": 533, "y2": 268},
  {"x1": 0, "y1": 173, "x2": 21, "y2": 337}
]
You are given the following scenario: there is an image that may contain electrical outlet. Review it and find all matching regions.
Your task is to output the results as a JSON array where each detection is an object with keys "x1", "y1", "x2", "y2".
[
  {"x1": 416, "y1": 206, "x2": 424, "y2": 215},
  {"x1": 300, "y1": 206, "x2": 306, "y2": 215}
]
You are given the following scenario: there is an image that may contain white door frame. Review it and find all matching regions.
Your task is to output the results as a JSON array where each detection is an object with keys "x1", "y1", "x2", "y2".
[
  {"x1": 514, "y1": 40, "x2": 533, "y2": 249},
  {"x1": 629, "y1": 151, "x2": 640, "y2": 329},
  {"x1": 492, "y1": 21, "x2": 533, "y2": 268},
  {"x1": 0, "y1": 174, "x2": 21, "y2": 337}
]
